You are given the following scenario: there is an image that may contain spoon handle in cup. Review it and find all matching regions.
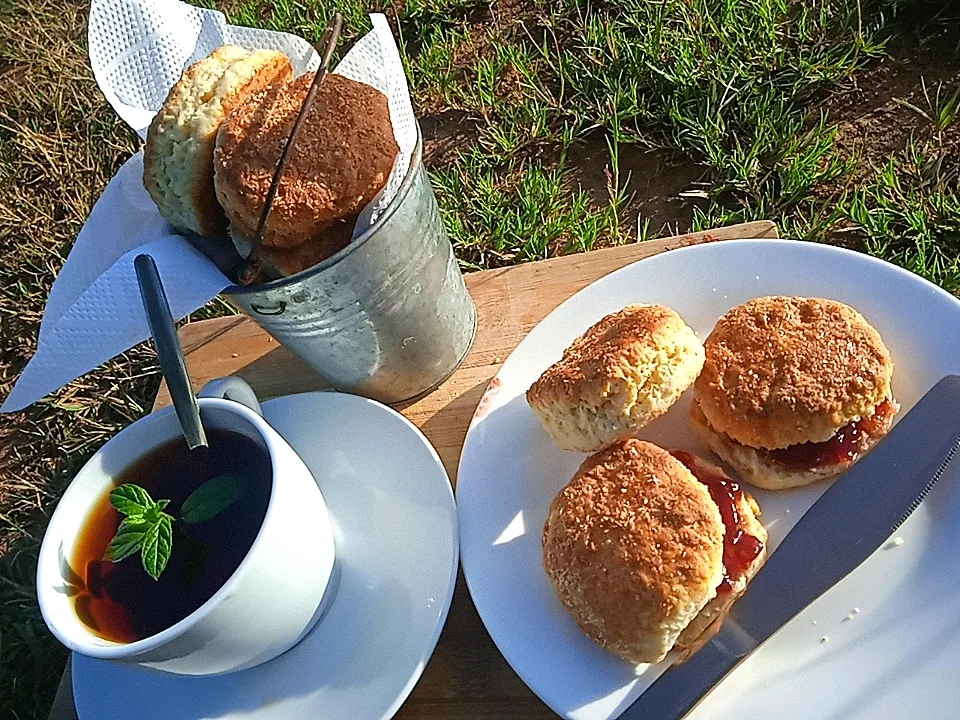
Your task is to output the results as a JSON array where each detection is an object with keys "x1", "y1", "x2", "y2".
[{"x1": 134, "y1": 253, "x2": 208, "y2": 449}]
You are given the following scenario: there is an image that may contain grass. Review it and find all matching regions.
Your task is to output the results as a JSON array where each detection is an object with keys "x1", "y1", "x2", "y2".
[
  {"x1": 432, "y1": 145, "x2": 629, "y2": 268},
  {"x1": 850, "y1": 136, "x2": 960, "y2": 290},
  {"x1": 1, "y1": 0, "x2": 959, "y2": 716},
  {"x1": 897, "y1": 77, "x2": 960, "y2": 131}
]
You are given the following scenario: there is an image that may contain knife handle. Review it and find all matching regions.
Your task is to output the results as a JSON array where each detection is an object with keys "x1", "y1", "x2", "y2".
[{"x1": 618, "y1": 621, "x2": 757, "y2": 720}]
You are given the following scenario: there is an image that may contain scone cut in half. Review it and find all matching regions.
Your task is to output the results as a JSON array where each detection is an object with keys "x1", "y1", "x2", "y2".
[
  {"x1": 143, "y1": 45, "x2": 294, "y2": 237},
  {"x1": 526, "y1": 305, "x2": 705, "y2": 452},
  {"x1": 542, "y1": 440, "x2": 767, "y2": 664},
  {"x1": 691, "y1": 296, "x2": 899, "y2": 490}
]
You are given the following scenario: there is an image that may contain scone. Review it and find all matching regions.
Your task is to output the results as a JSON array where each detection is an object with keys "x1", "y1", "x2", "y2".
[
  {"x1": 213, "y1": 72, "x2": 399, "y2": 265},
  {"x1": 526, "y1": 305, "x2": 705, "y2": 452},
  {"x1": 691, "y1": 296, "x2": 898, "y2": 490},
  {"x1": 143, "y1": 45, "x2": 294, "y2": 237},
  {"x1": 253, "y1": 219, "x2": 354, "y2": 277},
  {"x1": 542, "y1": 440, "x2": 766, "y2": 664}
]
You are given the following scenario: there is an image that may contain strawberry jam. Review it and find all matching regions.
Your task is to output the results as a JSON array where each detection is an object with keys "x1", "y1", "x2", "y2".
[
  {"x1": 766, "y1": 399, "x2": 895, "y2": 470},
  {"x1": 670, "y1": 450, "x2": 763, "y2": 594}
]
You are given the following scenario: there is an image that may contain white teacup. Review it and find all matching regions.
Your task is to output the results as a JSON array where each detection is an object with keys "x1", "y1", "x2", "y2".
[{"x1": 37, "y1": 376, "x2": 336, "y2": 675}]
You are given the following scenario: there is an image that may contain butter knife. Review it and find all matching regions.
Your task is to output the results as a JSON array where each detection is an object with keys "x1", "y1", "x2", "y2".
[{"x1": 620, "y1": 373, "x2": 960, "y2": 720}]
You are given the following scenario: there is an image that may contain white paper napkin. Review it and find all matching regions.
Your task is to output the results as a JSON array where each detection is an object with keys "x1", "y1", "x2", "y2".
[{"x1": 2, "y1": 0, "x2": 416, "y2": 412}]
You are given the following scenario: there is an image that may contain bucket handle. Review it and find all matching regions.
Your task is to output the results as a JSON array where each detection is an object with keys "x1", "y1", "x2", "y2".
[{"x1": 249, "y1": 300, "x2": 287, "y2": 316}]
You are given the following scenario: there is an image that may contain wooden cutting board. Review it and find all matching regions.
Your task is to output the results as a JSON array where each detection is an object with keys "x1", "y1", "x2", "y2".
[{"x1": 50, "y1": 220, "x2": 779, "y2": 720}]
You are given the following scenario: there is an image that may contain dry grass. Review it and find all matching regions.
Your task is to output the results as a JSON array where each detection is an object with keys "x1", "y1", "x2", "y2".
[
  {"x1": 0, "y1": 0, "x2": 161, "y2": 715},
  {"x1": 0, "y1": 0, "x2": 145, "y2": 533}
]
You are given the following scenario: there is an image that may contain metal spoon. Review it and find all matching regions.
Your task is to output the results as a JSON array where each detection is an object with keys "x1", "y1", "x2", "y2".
[{"x1": 134, "y1": 253, "x2": 208, "y2": 449}]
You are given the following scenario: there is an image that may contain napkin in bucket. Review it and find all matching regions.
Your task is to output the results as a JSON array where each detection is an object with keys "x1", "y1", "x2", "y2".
[{"x1": 2, "y1": 0, "x2": 416, "y2": 412}]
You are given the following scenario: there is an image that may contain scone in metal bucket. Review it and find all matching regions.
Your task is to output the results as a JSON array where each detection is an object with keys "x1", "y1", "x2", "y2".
[{"x1": 223, "y1": 125, "x2": 476, "y2": 404}]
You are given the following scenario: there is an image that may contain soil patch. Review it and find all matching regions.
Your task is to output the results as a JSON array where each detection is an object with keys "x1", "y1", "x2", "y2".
[
  {"x1": 421, "y1": 109, "x2": 480, "y2": 168},
  {"x1": 565, "y1": 135, "x2": 707, "y2": 238},
  {"x1": 824, "y1": 24, "x2": 960, "y2": 182}
]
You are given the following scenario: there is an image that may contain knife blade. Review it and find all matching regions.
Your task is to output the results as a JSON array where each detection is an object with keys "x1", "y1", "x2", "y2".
[{"x1": 619, "y1": 373, "x2": 960, "y2": 720}]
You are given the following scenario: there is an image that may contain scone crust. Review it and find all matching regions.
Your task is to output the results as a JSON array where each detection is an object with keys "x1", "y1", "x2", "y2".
[
  {"x1": 690, "y1": 399, "x2": 897, "y2": 490},
  {"x1": 144, "y1": 46, "x2": 294, "y2": 236},
  {"x1": 542, "y1": 440, "x2": 724, "y2": 664},
  {"x1": 213, "y1": 72, "x2": 399, "y2": 251},
  {"x1": 527, "y1": 304, "x2": 705, "y2": 452},
  {"x1": 252, "y1": 220, "x2": 354, "y2": 278},
  {"x1": 695, "y1": 296, "x2": 893, "y2": 450}
]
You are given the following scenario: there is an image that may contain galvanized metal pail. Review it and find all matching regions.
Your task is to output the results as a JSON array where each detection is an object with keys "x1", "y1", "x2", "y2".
[{"x1": 223, "y1": 124, "x2": 476, "y2": 404}]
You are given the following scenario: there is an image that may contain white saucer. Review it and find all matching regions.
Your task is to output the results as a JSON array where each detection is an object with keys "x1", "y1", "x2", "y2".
[{"x1": 73, "y1": 391, "x2": 459, "y2": 720}]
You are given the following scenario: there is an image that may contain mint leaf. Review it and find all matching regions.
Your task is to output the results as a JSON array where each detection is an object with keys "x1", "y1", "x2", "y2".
[
  {"x1": 144, "y1": 499, "x2": 171, "y2": 524},
  {"x1": 104, "y1": 518, "x2": 150, "y2": 562},
  {"x1": 141, "y1": 513, "x2": 174, "y2": 581},
  {"x1": 181, "y1": 474, "x2": 243, "y2": 524},
  {"x1": 109, "y1": 484, "x2": 153, "y2": 516},
  {"x1": 105, "y1": 483, "x2": 176, "y2": 579}
]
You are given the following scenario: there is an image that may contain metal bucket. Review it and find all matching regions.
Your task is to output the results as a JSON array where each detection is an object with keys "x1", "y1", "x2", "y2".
[{"x1": 223, "y1": 124, "x2": 476, "y2": 404}]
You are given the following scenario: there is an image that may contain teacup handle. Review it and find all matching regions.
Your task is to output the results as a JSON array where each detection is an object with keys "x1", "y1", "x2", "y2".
[{"x1": 198, "y1": 377, "x2": 263, "y2": 417}]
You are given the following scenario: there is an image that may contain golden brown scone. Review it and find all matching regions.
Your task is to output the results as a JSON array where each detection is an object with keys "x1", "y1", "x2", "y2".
[
  {"x1": 253, "y1": 217, "x2": 355, "y2": 279},
  {"x1": 527, "y1": 305, "x2": 705, "y2": 453},
  {"x1": 542, "y1": 440, "x2": 725, "y2": 664},
  {"x1": 213, "y1": 72, "x2": 398, "y2": 254},
  {"x1": 690, "y1": 397, "x2": 899, "y2": 490},
  {"x1": 670, "y1": 451, "x2": 767, "y2": 660},
  {"x1": 143, "y1": 46, "x2": 293, "y2": 237},
  {"x1": 695, "y1": 296, "x2": 894, "y2": 450}
]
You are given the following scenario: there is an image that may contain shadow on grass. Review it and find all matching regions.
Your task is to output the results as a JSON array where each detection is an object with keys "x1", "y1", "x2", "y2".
[{"x1": 0, "y1": 534, "x2": 69, "y2": 720}]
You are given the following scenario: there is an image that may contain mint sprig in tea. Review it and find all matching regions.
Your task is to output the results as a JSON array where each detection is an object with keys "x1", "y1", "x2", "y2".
[
  {"x1": 105, "y1": 470, "x2": 243, "y2": 579},
  {"x1": 71, "y1": 429, "x2": 271, "y2": 643}
]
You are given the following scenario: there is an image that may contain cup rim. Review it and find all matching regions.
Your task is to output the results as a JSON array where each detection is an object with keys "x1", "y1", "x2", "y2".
[{"x1": 38, "y1": 398, "x2": 281, "y2": 660}]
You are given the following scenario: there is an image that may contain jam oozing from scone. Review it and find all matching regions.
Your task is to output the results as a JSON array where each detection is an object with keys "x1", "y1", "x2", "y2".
[
  {"x1": 764, "y1": 399, "x2": 896, "y2": 471},
  {"x1": 670, "y1": 450, "x2": 763, "y2": 593}
]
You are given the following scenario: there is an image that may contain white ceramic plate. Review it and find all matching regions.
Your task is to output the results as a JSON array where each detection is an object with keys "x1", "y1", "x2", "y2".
[
  {"x1": 457, "y1": 240, "x2": 960, "y2": 720},
  {"x1": 73, "y1": 392, "x2": 458, "y2": 720}
]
